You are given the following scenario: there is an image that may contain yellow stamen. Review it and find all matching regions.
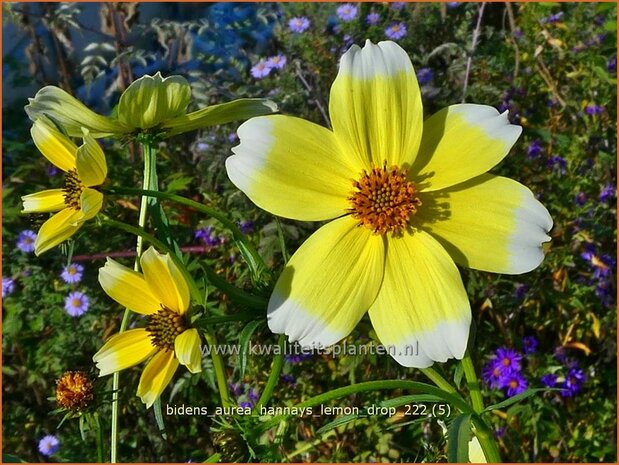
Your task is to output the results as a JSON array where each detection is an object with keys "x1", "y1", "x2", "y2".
[{"x1": 348, "y1": 163, "x2": 421, "y2": 236}]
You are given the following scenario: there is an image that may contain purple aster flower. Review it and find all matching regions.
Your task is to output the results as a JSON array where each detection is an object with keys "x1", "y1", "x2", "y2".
[
  {"x1": 561, "y1": 366, "x2": 586, "y2": 397},
  {"x1": 238, "y1": 220, "x2": 254, "y2": 235},
  {"x1": 541, "y1": 373, "x2": 558, "y2": 388},
  {"x1": 585, "y1": 104, "x2": 604, "y2": 115},
  {"x1": 495, "y1": 347, "x2": 523, "y2": 371},
  {"x1": 495, "y1": 427, "x2": 506, "y2": 438},
  {"x1": 2, "y1": 277, "x2": 15, "y2": 298},
  {"x1": 385, "y1": 22, "x2": 407, "y2": 40},
  {"x1": 288, "y1": 16, "x2": 310, "y2": 33},
  {"x1": 251, "y1": 60, "x2": 272, "y2": 79},
  {"x1": 61, "y1": 263, "x2": 84, "y2": 284},
  {"x1": 284, "y1": 353, "x2": 313, "y2": 364},
  {"x1": 416, "y1": 67, "x2": 434, "y2": 86},
  {"x1": 514, "y1": 283, "x2": 528, "y2": 300},
  {"x1": 482, "y1": 359, "x2": 506, "y2": 389},
  {"x1": 228, "y1": 132, "x2": 239, "y2": 143},
  {"x1": 248, "y1": 387, "x2": 260, "y2": 403},
  {"x1": 17, "y1": 230, "x2": 37, "y2": 253},
  {"x1": 239, "y1": 401, "x2": 253, "y2": 409},
  {"x1": 607, "y1": 56, "x2": 616, "y2": 74},
  {"x1": 64, "y1": 291, "x2": 90, "y2": 317},
  {"x1": 599, "y1": 184, "x2": 615, "y2": 202},
  {"x1": 195, "y1": 226, "x2": 221, "y2": 248},
  {"x1": 527, "y1": 139, "x2": 543, "y2": 159},
  {"x1": 336, "y1": 3, "x2": 358, "y2": 22},
  {"x1": 522, "y1": 336, "x2": 539, "y2": 355},
  {"x1": 446, "y1": 2, "x2": 460, "y2": 8},
  {"x1": 547, "y1": 155, "x2": 567, "y2": 175},
  {"x1": 38, "y1": 434, "x2": 60, "y2": 456},
  {"x1": 574, "y1": 192, "x2": 587, "y2": 206},
  {"x1": 229, "y1": 382, "x2": 244, "y2": 397},
  {"x1": 501, "y1": 372, "x2": 528, "y2": 397},
  {"x1": 281, "y1": 373, "x2": 297, "y2": 385},
  {"x1": 266, "y1": 54, "x2": 287, "y2": 70},
  {"x1": 390, "y1": 2, "x2": 406, "y2": 10},
  {"x1": 541, "y1": 11, "x2": 564, "y2": 24},
  {"x1": 47, "y1": 164, "x2": 60, "y2": 177},
  {"x1": 366, "y1": 12, "x2": 381, "y2": 25}
]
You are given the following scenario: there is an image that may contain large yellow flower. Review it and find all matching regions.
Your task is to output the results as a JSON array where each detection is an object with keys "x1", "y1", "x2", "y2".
[
  {"x1": 21, "y1": 118, "x2": 107, "y2": 255},
  {"x1": 93, "y1": 247, "x2": 201, "y2": 408},
  {"x1": 25, "y1": 72, "x2": 278, "y2": 138},
  {"x1": 226, "y1": 40, "x2": 553, "y2": 368}
]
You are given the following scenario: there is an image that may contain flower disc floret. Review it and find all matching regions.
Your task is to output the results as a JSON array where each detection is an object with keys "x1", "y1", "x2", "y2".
[
  {"x1": 348, "y1": 163, "x2": 421, "y2": 235},
  {"x1": 147, "y1": 307, "x2": 188, "y2": 350}
]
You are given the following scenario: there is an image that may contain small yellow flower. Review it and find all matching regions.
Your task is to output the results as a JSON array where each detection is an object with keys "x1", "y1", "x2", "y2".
[
  {"x1": 25, "y1": 72, "x2": 278, "y2": 138},
  {"x1": 93, "y1": 247, "x2": 201, "y2": 408},
  {"x1": 21, "y1": 118, "x2": 107, "y2": 255},
  {"x1": 226, "y1": 40, "x2": 553, "y2": 368}
]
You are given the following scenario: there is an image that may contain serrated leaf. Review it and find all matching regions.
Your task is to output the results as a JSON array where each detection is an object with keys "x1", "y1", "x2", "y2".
[{"x1": 447, "y1": 413, "x2": 472, "y2": 463}]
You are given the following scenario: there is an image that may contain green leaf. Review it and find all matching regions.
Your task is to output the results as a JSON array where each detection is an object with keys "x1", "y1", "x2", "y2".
[
  {"x1": 203, "y1": 453, "x2": 221, "y2": 463},
  {"x1": 238, "y1": 319, "x2": 265, "y2": 378},
  {"x1": 483, "y1": 388, "x2": 549, "y2": 412},
  {"x1": 316, "y1": 414, "x2": 360, "y2": 434},
  {"x1": 447, "y1": 413, "x2": 472, "y2": 463},
  {"x1": 2, "y1": 454, "x2": 26, "y2": 463},
  {"x1": 153, "y1": 397, "x2": 167, "y2": 440},
  {"x1": 379, "y1": 394, "x2": 445, "y2": 409},
  {"x1": 453, "y1": 362, "x2": 464, "y2": 389}
]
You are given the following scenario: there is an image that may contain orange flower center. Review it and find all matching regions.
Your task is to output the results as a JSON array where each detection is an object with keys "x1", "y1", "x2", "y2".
[
  {"x1": 348, "y1": 163, "x2": 421, "y2": 236},
  {"x1": 146, "y1": 307, "x2": 187, "y2": 350},
  {"x1": 56, "y1": 370, "x2": 94, "y2": 410},
  {"x1": 63, "y1": 169, "x2": 84, "y2": 210}
]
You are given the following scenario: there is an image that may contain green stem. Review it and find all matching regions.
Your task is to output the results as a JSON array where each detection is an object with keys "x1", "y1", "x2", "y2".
[
  {"x1": 101, "y1": 218, "x2": 232, "y2": 409},
  {"x1": 104, "y1": 186, "x2": 268, "y2": 282},
  {"x1": 419, "y1": 367, "x2": 458, "y2": 394},
  {"x1": 110, "y1": 142, "x2": 157, "y2": 463},
  {"x1": 471, "y1": 415, "x2": 502, "y2": 462},
  {"x1": 94, "y1": 413, "x2": 104, "y2": 463},
  {"x1": 200, "y1": 264, "x2": 267, "y2": 309},
  {"x1": 257, "y1": 379, "x2": 474, "y2": 433},
  {"x1": 253, "y1": 334, "x2": 286, "y2": 413},
  {"x1": 461, "y1": 349, "x2": 484, "y2": 414}
]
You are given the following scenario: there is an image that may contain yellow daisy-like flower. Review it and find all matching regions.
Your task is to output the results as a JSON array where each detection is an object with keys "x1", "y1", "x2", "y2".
[
  {"x1": 25, "y1": 72, "x2": 278, "y2": 138},
  {"x1": 93, "y1": 246, "x2": 201, "y2": 408},
  {"x1": 21, "y1": 118, "x2": 107, "y2": 255},
  {"x1": 226, "y1": 40, "x2": 553, "y2": 368}
]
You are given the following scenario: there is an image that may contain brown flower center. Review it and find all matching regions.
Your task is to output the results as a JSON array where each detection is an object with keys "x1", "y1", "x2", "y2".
[
  {"x1": 56, "y1": 370, "x2": 94, "y2": 410},
  {"x1": 63, "y1": 169, "x2": 84, "y2": 210},
  {"x1": 348, "y1": 163, "x2": 421, "y2": 235},
  {"x1": 146, "y1": 307, "x2": 187, "y2": 350}
]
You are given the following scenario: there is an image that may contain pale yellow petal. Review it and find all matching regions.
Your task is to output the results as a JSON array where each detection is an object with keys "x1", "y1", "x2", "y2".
[
  {"x1": 414, "y1": 174, "x2": 553, "y2": 274},
  {"x1": 226, "y1": 115, "x2": 358, "y2": 221},
  {"x1": 268, "y1": 216, "x2": 385, "y2": 348},
  {"x1": 98, "y1": 257, "x2": 162, "y2": 315},
  {"x1": 76, "y1": 130, "x2": 107, "y2": 187},
  {"x1": 162, "y1": 98, "x2": 278, "y2": 136},
  {"x1": 137, "y1": 349, "x2": 179, "y2": 408},
  {"x1": 368, "y1": 230, "x2": 471, "y2": 367},
  {"x1": 140, "y1": 246, "x2": 190, "y2": 314},
  {"x1": 25, "y1": 86, "x2": 129, "y2": 138},
  {"x1": 117, "y1": 72, "x2": 191, "y2": 129},
  {"x1": 412, "y1": 104, "x2": 522, "y2": 191},
  {"x1": 174, "y1": 329, "x2": 202, "y2": 374},
  {"x1": 79, "y1": 188, "x2": 103, "y2": 221},
  {"x1": 92, "y1": 329, "x2": 157, "y2": 376},
  {"x1": 21, "y1": 189, "x2": 66, "y2": 213},
  {"x1": 329, "y1": 40, "x2": 423, "y2": 168},
  {"x1": 31, "y1": 118, "x2": 77, "y2": 172},
  {"x1": 34, "y1": 208, "x2": 83, "y2": 255}
]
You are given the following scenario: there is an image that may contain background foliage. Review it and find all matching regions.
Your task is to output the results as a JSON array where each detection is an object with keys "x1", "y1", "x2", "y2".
[{"x1": 2, "y1": 2, "x2": 616, "y2": 462}]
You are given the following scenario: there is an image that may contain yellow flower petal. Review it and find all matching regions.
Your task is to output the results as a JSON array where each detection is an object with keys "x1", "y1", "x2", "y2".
[
  {"x1": 98, "y1": 257, "x2": 162, "y2": 315},
  {"x1": 76, "y1": 130, "x2": 107, "y2": 187},
  {"x1": 174, "y1": 329, "x2": 202, "y2": 374},
  {"x1": 268, "y1": 216, "x2": 385, "y2": 348},
  {"x1": 79, "y1": 188, "x2": 103, "y2": 221},
  {"x1": 413, "y1": 104, "x2": 522, "y2": 191},
  {"x1": 117, "y1": 72, "x2": 191, "y2": 129},
  {"x1": 93, "y1": 329, "x2": 157, "y2": 376},
  {"x1": 25, "y1": 86, "x2": 129, "y2": 138},
  {"x1": 34, "y1": 208, "x2": 83, "y2": 255},
  {"x1": 162, "y1": 98, "x2": 279, "y2": 136},
  {"x1": 30, "y1": 118, "x2": 77, "y2": 172},
  {"x1": 329, "y1": 40, "x2": 423, "y2": 168},
  {"x1": 226, "y1": 115, "x2": 358, "y2": 221},
  {"x1": 137, "y1": 349, "x2": 179, "y2": 408},
  {"x1": 21, "y1": 189, "x2": 66, "y2": 213},
  {"x1": 415, "y1": 174, "x2": 553, "y2": 274},
  {"x1": 368, "y1": 230, "x2": 471, "y2": 367},
  {"x1": 140, "y1": 246, "x2": 190, "y2": 314}
]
